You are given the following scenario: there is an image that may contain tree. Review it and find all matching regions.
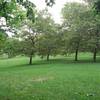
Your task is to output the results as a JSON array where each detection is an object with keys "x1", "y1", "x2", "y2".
[
  {"x1": 35, "y1": 9, "x2": 59, "y2": 61},
  {"x1": 85, "y1": 13, "x2": 100, "y2": 62},
  {"x1": 0, "y1": 29, "x2": 7, "y2": 52},
  {"x1": 83, "y1": 0, "x2": 100, "y2": 62},
  {"x1": 0, "y1": 0, "x2": 36, "y2": 38},
  {"x1": 0, "y1": 0, "x2": 54, "y2": 24},
  {"x1": 37, "y1": 29, "x2": 58, "y2": 61},
  {"x1": 19, "y1": 19, "x2": 39, "y2": 65},
  {"x1": 62, "y1": 2, "x2": 89, "y2": 61},
  {"x1": 3, "y1": 37, "x2": 21, "y2": 58}
]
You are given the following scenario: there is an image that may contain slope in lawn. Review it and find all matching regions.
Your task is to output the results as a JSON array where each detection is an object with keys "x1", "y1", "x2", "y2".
[{"x1": 0, "y1": 57, "x2": 100, "y2": 100}]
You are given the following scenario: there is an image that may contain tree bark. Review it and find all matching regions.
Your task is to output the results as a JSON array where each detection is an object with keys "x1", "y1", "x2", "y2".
[
  {"x1": 75, "y1": 48, "x2": 78, "y2": 61},
  {"x1": 29, "y1": 55, "x2": 32, "y2": 65},
  {"x1": 93, "y1": 48, "x2": 97, "y2": 62},
  {"x1": 93, "y1": 27, "x2": 99, "y2": 62},
  {"x1": 47, "y1": 53, "x2": 50, "y2": 61},
  {"x1": 29, "y1": 51, "x2": 33, "y2": 65},
  {"x1": 75, "y1": 41, "x2": 80, "y2": 61}
]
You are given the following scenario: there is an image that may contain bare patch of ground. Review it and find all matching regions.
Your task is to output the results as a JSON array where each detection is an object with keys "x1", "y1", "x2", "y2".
[{"x1": 32, "y1": 76, "x2": 54, "y2": 82}]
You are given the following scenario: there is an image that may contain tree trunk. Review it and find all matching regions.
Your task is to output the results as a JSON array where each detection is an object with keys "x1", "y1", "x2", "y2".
[
  {"x1": 93, "y1": 26, "x2": 99, "y2": 62},
  {"x1": 93, "y1": 48, "x2": 97, "y2": 62},
  {"x1": 47, "y1": 53, "x2": 50, "y2": 61},
  {"x1": 29, "y1": 55, "x2": 32, "y2": 65},
  {"x1": 75, "y1": 48, "x2": 78, "y2": 61},
  {"x1": 29, "y1": 51, "x2": 33, "y2": 65}
]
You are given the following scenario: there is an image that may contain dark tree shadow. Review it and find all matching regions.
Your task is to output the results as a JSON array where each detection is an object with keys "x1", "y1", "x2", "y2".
[{"x1": 1, "y1": 57, "x2": 100, "y2": 72}]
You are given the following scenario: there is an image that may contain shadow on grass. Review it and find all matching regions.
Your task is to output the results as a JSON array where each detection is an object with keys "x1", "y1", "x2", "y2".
[
  {"x1": 33, "y1": 57, "x2": 100, "y2": 65},
  {"x1": 0, "y1": 57, "x2": 100, "y2": 71}
]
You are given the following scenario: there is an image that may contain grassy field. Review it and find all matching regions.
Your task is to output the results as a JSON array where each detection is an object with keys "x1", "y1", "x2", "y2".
[{"x1": 0, "y1": 54, "x2": 100, "y2": 100}]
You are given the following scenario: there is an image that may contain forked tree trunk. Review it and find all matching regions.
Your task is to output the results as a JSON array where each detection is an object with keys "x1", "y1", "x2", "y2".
[{"x1": 93, "y1": 48, "x2": 97, "y2": 62}]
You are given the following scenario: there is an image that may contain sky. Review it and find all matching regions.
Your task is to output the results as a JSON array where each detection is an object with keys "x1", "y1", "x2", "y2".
[{"x1": 29, "y1": 0, "x2": 84, "y2": 23}]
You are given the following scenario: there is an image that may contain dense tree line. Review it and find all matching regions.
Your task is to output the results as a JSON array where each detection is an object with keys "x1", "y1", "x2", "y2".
[{"x1": 0, "y1": 0, "x2": 100, "y2": 64}]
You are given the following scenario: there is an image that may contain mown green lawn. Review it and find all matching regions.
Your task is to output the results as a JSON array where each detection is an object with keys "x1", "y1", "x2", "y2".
[{"x1": 0, "y1": 54, "x2": 100, "y2": 100}]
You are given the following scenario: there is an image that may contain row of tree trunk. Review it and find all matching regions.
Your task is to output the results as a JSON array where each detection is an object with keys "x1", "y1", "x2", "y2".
[
  {"x1": 29, "y1": 52, "x2": 50, "y2": 65},
  {"x1": 75, "y1": 48, "x2": 97, "y2": 62},
  {"x1": 29, "y1": 50, "x2": 98, "y2": 65}
]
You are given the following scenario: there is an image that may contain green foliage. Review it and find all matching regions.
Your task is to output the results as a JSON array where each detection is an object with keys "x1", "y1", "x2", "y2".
[
  {"x1": 0, "y1": 0, "x2": 17, "y2": 20},
  {"x1": 61, "y1": 3, "x2": 89, "y2": 60},
  {"x1": 27, "y1": 7, "x2": 35, "y2": 22},
  {"x1": 94, "y1": 0, "x2": 100, "y2": 14},
  {"x1": 3, "y1": 38, "x2": 21, "y2": 58},
  {"x1": 34, "y1": 9, "x2": 60, "y2": 60},
  {"x1": 45, "y1": 0, "x2": 55, "y2": 6},
  {"x1": 0, "y1": 29, "x2": 7, "y2": 51}
]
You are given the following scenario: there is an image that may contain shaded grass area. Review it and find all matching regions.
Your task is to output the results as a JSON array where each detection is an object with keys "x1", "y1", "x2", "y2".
[{"x1": 0, "y1": 54, "x2": 100, "y2": 100}]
